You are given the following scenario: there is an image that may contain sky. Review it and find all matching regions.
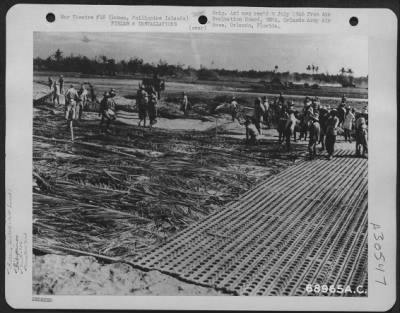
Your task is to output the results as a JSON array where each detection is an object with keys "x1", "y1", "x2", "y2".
[{"x1": 34, "y1": 32, "x2": 368, "y2": 76}]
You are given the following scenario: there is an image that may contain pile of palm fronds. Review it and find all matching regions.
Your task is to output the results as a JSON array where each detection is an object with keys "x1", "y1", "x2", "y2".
[{"x1": 33, "y1": 102, "x2": 305, "y2": 259}]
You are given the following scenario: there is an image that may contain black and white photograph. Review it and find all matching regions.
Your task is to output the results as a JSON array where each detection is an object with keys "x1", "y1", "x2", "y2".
[{"x1": 31, "y1": 31, "x2": 370, "y2": 297}]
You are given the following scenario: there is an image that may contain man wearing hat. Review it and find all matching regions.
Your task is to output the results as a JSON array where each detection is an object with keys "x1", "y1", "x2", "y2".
[
  {"x1": 99, "y1": 89, "x2": 117, "y2": 133},
  {"x1": 241, "y1": 116, "x2": 258, "y2": 145},
  {"x1": 343, "y1": 106, "x2": 355, "y2": 142},
  {"x1": 230, "y1": 96, "x2": 239, "y2": 122},
  {"x1": 300, "y1": 99, "x2": 313, "y2": 141},
  {"x1": 325, "y1": 109, "x2": 340, "y2": 159}
]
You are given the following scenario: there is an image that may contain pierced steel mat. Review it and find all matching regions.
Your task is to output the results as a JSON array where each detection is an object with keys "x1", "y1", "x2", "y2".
[{"x1": 130, "y1": 150, "x2": 368, "y2": 296}]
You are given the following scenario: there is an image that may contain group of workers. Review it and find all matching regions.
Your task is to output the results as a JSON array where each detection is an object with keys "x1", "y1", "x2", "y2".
[
  {"x1": 136, "y1": 84, "x2": 159, "y2": 128},
  {"x1": 47, "y1": 75, "x2": 368, "y2": 159},
  {"x1": 49, "y1": 75, "x2": 117, "y2": 133},
  {"x1": 232, "y1": 92, "x2": 368, "y2": 159}
]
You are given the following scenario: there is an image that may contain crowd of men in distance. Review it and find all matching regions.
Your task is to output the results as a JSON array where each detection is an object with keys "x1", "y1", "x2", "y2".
[
  {"x1": 47, "y1": 76, "x2": 368, "y2": 158},
  {"x1": 222, "y1": 93, "x2": 368, "y2": 159},
  {"x1": 48, "y1": 75, "x2": 116, "y2": 133},
  {"x1": 47, "y1": 76, "x2": 188, "y2": 134}
]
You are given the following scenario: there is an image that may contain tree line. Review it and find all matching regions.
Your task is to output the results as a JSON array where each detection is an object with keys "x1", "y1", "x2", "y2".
[{"x1": 34, "y1": 49, "x2": 367, "y2": 86}]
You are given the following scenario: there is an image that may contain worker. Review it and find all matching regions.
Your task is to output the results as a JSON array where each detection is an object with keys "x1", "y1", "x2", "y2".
[
  {"x1": 308, "y1": 112, "x2": 320, "y2": 159},
  {"x1": 88, "y1": 82, "x2": 97, "y2": 103},
  {"x1": 48, "y1": 77, "x2": 53, "y2": 90},
  {"x1": 137, "y1": 84, "x2": 148, "y2": 127},
  {"x1": 337, "y1": 101, "x2": 346, "y2": 128},
  {"x1": 277, "y1": 92, "x2": 285, "y2": 106},
  {"x1": 262, "y1": 96, "x2": 271, "y2": 128},
  {"x1": 299, "y1": 98, "x2": 313, "y2": 141},
  {"x1": 58, "y1": 75, "x2": 65, "y2": 95},
  {"x1": 318, "y1": 105, "x2": 329, "y2": 151},
  {"x1": 355, "y1": 114, "x2": 368, "y2": 157},
  {"x1": 99, "y1": 89, "x2": 117, "y2": 133},
  {"x1": 148, "y1": 89, "x2": 158, "y2": 127},
  {"x1": 77, "y1": 83, "x2": 88, "y2": 120},
  {"x1": 284, "y1": 107, "x2": 297, "y2": 150},
  {"x1": 343, "y1": 106, "x2": 355, "y2": 142},
  {"x1": 325, "y1": 109, "x2": 340, "y2": 160},
  {"x1": 181, "y1": 92, "x2": 189, "y2": 115},
  {"x1": 230, "y1": 96, "x2": 239, "y2": 122},
  {"x1": 253, "y1": 97, "x2": 265, "y2": 135},
  {"x1": 64, "y1": 84, "x2": 80, "y2": 126},
  {"x1": 241, "y1": 116, "x2": 258, "y2": 145},
  {"x1": 52, "y1": 81, "x2": 60, "y2": 105}
]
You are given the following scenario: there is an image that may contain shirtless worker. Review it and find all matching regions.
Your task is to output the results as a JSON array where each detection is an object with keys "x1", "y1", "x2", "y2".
[
  {"x1": 262, "y1": 96, "x2": 271, "y2": 128},
  {"x1": 64, "y1": 84, "x2": 81, "y2": 129},
  {"x1": 284, "y1": 107, "x2": 298, "y2": 150},
  {"x1": 253, "y1": 97, "x2": 265, "y2": 135},
  {"x1": 77, "y1": 83, "x2": 88, "y2": 120}
]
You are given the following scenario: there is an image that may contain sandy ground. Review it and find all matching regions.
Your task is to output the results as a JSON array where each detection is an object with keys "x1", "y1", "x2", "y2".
[{"x1": 33, "y1": 254, "x2": 224, "y2": 295}]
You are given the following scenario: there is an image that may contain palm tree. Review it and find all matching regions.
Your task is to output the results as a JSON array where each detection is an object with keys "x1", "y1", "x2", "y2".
[
  {"x1": 339, "y1": 67, "x2": 346, "y2": 76},
  {"x1": 315, "y1": 66, "x2": 319, "y2": 74},
  {"x1": 311, "y1": 65, "x2": 315, "y2": 74},
  {"x1": 347, "y1": 68, "x2": 353, "y2": 75},
  {"x1": 274, "y1": 65, "x2": 279, "y2": 73},
  {"x1": 306, "y1": 65, "x2": 311, "y2": 74}
]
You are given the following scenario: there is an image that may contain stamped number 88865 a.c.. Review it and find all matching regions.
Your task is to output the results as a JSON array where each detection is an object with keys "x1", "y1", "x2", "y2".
[{"x1": 306, "y1": 284, "x2": 367, "y2": 295}]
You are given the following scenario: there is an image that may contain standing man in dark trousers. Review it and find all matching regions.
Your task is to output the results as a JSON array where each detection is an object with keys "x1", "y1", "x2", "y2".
[
  {"x1": 58, "y1": 75, "x2": 65, "y2": 95},
  {"x1": 325, "y1": 109, "x2": 340, "y2": 160}
]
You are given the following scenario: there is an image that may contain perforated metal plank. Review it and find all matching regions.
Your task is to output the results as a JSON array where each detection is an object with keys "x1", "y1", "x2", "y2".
[{"x1": 129, "y1": 150, "x2": 368, "y2": 296}]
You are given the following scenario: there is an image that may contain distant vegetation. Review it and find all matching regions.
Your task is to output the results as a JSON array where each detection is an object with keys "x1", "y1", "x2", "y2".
[{"x1": 34, "y1": 49, "x2": 368, "y2": 87}]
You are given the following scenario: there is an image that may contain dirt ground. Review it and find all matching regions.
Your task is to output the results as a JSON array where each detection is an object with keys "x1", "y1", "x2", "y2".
[{"x1": 33, "y1": 254, "x2": 223, "y2": 295}]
